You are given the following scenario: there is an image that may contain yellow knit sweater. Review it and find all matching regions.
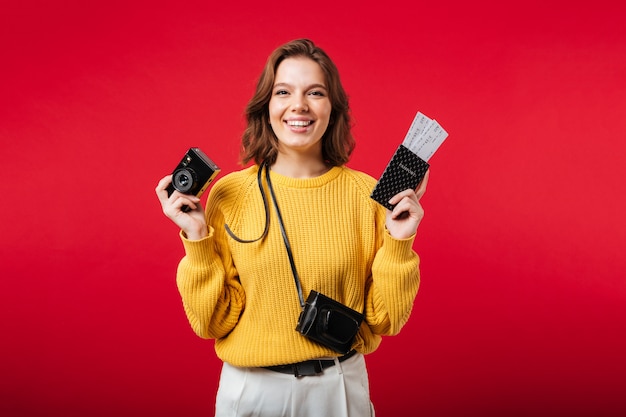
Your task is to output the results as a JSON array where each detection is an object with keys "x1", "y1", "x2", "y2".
[{"x1": 176, "y1": 165, "x2": 420, "y2": 367}]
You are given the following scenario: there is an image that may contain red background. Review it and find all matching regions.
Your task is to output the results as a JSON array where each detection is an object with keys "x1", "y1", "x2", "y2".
[{"x1": 2, "y1": 1, "x2": 625, "y2": 416}]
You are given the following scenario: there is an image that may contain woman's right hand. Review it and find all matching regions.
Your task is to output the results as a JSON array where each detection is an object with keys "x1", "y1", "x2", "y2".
[{"x1": 155, "y1": 175, "x2": 209, "y2": 240}]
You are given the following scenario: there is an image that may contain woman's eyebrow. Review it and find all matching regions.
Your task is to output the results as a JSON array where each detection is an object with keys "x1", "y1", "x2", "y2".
[{"x1": 273, "y1": 82, "x2": 328, "y2": 90}]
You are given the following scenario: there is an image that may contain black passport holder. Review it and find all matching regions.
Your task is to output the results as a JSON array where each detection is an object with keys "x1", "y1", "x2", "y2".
[{"x1": 370, "y1": 145, "x2": 430, "y2": 210}]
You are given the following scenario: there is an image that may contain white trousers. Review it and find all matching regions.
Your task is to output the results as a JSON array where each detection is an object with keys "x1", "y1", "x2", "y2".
[{"x1": 215, "y1": 352, "x2": 375, "y2": 417}]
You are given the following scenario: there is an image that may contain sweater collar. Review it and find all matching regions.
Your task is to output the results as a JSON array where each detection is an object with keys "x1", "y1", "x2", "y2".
[{"x1": 266, "y1": 166, "x2": 343, "y2": 189}]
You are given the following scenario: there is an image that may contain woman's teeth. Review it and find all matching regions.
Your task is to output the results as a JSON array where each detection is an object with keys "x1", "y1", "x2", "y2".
[{"x1": 287, "y1": 120, "x2": 312, "y2": 127}]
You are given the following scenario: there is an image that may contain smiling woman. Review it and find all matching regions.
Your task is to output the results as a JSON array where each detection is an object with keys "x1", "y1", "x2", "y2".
[
  {"x1": 268, "y1": 57, "x2": 332, "y2": 177},
  {"x1": 155, "y1": 38, "x2": 429, "y2": 417},
  {"x1": 240, "y1": 39, "x2": 355, "y2": 171}
]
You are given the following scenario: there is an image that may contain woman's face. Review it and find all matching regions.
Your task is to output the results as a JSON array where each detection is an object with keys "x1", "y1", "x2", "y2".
[{"x1": 269, "y1": 57, "x2": 332, "y2": 158}]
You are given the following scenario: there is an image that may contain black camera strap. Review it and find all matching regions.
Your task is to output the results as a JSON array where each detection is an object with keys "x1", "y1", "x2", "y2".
[
  {"x1": 224, "y1": 164, "x2": 270, "y2": 243},
  {"x1": 225, "y1": 163, "x2": 364, "y2": 354},
  {"x1": 224, "y1": 162, "x2": 305, "y2": 308},
  {"x1": 264, "y1": 163, "x2": 306, "y2": 309}
]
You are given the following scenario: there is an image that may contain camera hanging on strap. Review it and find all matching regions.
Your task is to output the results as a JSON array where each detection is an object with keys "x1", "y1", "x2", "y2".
[{"x1": 225, "y1": 162, "x2": 364, "y2": 354}]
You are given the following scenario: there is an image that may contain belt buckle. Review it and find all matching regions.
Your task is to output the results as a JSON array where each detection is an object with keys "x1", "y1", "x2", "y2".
[{"x1": 294, "y1": 360, "x2": 323, "y2": 377}]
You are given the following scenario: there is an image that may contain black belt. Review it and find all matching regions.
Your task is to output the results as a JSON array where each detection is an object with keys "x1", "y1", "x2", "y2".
[{"x1": 263, "y1": 349, "x2": 357, "y2": 377}]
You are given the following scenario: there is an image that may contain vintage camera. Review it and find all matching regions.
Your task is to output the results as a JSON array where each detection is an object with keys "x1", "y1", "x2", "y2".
[
  {"x1": 166, "y1": 147, "x2": 220, "y2": 212},
  {"x1": 296, "y1": 291, "x2": 364, "y2": 354}
]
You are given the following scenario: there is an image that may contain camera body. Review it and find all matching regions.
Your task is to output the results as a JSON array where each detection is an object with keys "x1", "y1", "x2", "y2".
[
  {"x1": 296, "y1": 290, "x2": 364, "y2": 354},
  {"x1": 166, "y1": 147, "x2": 220, "y2": 211}
]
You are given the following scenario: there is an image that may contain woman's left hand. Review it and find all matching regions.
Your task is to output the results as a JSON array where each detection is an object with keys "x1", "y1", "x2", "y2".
[{"x1": 385, "y1": 170, "x2": 429, "y2": 239}]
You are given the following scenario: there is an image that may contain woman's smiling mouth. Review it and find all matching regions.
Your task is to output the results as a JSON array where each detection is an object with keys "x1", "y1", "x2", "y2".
[{"x1": 286, "y1": 120, "x2": 313, "y2": 127}]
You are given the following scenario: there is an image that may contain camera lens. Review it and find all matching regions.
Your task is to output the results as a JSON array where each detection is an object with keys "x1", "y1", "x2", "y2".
[{"x1": 173, "y1": 168, "x2": 196, "y2": 193}]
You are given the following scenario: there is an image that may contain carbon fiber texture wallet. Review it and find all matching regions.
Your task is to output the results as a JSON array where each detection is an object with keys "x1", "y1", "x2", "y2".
[{"x1": 370, "y1": 144, "x2": 430, "y2": 210}]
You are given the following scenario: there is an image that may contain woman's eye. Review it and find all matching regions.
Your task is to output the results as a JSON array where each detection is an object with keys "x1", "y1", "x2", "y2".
[
  {"x1": 309, "y1": 90, "x2": 325, "y2": 96},
  {"x1": 274, "y1": 90, "x2": 288, "y2": 95}
]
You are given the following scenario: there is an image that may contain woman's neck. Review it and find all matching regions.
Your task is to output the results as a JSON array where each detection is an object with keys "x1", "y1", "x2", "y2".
[{"x1": 271, "y1": 154, "x2": 330, "y2": 179}]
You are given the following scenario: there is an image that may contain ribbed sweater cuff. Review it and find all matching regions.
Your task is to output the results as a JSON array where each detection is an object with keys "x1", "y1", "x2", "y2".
[
  {"x1": 179, "y1": 227, "x2": 217, "y2": 265},
  {"x1": 383, "y1": 230, "x2": 417, "y2": 260}
]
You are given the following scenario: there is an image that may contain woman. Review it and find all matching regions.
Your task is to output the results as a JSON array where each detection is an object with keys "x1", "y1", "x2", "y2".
[{"x1": 155, "y1": 38, "x2": 428, "y2": 417}]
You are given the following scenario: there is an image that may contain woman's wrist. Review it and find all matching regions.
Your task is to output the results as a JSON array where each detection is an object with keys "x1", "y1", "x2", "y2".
[{"x1": 183, "y1": 226, "x2": 209, "y2": 241}]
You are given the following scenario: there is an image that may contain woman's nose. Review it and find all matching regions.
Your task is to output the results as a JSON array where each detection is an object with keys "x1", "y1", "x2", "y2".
[{"x1": 291, "y1": 96, "x2": 309, "y2": 112}]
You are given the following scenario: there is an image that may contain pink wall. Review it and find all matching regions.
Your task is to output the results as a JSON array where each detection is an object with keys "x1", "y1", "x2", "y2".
[{"x1": 2, "y1": 1, "x2": 625, "y2": 415}]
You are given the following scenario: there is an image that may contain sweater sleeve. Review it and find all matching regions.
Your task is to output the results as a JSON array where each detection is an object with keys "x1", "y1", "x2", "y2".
[
  {"x1": 175, "y1": 180, "x2": 245, "y2": 340},
  {"x1": 364, "y1": 209, "x2": 420, "y2": 336}
]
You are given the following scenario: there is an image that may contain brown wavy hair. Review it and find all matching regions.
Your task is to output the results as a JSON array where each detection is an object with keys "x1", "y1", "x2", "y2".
[{"x1": 240, "y1": 39, "x2": 355, "y2": 166}]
